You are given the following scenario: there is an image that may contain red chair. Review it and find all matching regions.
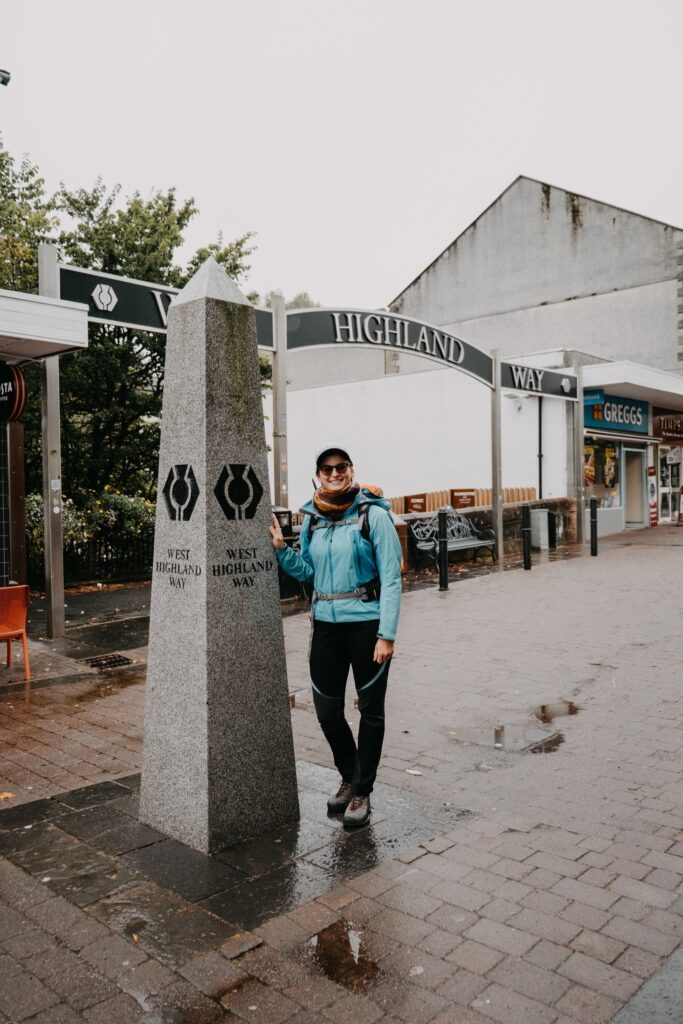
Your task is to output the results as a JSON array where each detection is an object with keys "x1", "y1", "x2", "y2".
[{"x1": 0, "y1": 586, "x2": 30, "y2": 682}]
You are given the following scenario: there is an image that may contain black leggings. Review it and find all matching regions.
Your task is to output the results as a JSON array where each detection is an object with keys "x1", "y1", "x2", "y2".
[{"x1": 309, "y1": 619, "x2": 389, "y2": 797}]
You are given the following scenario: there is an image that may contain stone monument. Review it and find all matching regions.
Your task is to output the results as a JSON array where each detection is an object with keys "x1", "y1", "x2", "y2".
[{"x1": 139, "y1": 258, "x2": 299, "y2": 853}]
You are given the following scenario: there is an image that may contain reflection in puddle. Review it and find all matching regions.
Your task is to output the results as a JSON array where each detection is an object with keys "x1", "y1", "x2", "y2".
[
  {"x1": 447, "y1": 723, "x2": 565, "y2": 754},
  {"x1": 534, "y1": 699, "x2": 580, "y2": 723},
  {"x1": 49, "y1": 671, "x2": 146, "y2": 706},
  {"x1": 308, "y1": 919, "x2": 378, "y2": 990}
]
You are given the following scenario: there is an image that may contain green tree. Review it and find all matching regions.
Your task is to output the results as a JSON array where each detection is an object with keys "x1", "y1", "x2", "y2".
[
  {"x1": 0, "y1": 139, "x2": 265, "y2": 503},
  {"x1": 251, "y1": 288, "x2": 319, "y2": 310},
  {"x1": 0, "y1": 142, "x2": 56, "y2": 293},
  {"x1": 39, "y1": 180, "x2": 255, "y2": 500}
]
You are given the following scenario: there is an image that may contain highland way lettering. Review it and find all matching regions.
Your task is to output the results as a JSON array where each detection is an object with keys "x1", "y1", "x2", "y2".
[
  {"x1": 211, "y1": 546, "x2": 274, "y2": 589},
  {"x1": 510, "y1": 365, "x2": 545, "y2": 392},
  {"x1": 155, "y1": 548, "x2": 202, "y2": 590},
  {"x1": 332, "y1": 313, "x2": 465, "y2": 366}
]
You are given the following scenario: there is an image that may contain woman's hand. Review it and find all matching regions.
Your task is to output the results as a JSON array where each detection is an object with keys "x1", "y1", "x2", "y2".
[
  {"x1": 373, "y1": 638, "x2": 394, "y2": 664},
  {"x1": 269, "y1": 514, "x2": 286, "y2": 550}
]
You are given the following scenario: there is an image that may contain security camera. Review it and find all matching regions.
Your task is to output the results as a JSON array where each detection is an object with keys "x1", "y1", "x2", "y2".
[{"x1": 0, "y1": 70, "x2": 11, "y2": 86}]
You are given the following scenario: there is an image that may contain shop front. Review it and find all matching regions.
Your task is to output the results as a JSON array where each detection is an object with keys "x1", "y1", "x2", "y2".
[
  {"x1": 583, "y1": 393, "x2": 652, "y2": 535},
  {"x1": 653, "y1": 408, "x2": 683, "y2": 523}
]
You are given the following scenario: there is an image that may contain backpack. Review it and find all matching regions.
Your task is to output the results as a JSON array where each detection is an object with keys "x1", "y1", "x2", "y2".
[
  {"x1": 306, "y1": 484, "x2": 384, "y2": 543},
  {"x1": 307, "y1": 501, "x2": 373, "y2": 543}
]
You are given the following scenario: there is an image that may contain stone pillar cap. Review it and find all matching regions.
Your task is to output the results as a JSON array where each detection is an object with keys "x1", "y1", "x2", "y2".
[{"x1": 172, "y1": 256, "x2": 251, "y2": 308}]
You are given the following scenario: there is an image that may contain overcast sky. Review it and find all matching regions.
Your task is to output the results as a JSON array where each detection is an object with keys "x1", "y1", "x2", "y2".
[{"x1": 2, "y1": 0, "x2": 681, "y2": 307}]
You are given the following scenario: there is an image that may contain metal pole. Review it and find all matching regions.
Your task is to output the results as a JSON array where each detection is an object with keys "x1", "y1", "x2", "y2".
[
  {"x1": 573, "y1": 363, "x2": 585, "y2": 547},
  {"x1": 38, "y1": 243, "x2": 65, "y2": 637},
  {"x1": 437, "y1": 507, "x2": 449, "y2": 590},
  {"x1": 521, "y1": 502, "x2": 532, "y2": 570},
  {"x1": 590, "y1": 496, "x2": 598, "y2": 556},
  {"x1": 490, "y1": 351, "x2": 504, "y2": 569},
  {"x1": 537, "y1": 395, "x2": 543, "y2": 500},
  {"x1": 271, "y1": 293, "x2": 289, "y2": 509}
]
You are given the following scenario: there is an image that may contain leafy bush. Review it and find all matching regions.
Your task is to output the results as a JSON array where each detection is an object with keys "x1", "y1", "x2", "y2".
[{"x1": 26, "y1": 491, "x2": 155, "y2": 554}]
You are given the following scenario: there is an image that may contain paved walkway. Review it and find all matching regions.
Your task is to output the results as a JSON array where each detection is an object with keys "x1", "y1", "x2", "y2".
[{"x1": 1, "y1": 528, "x2": 683, "y2": 1022}]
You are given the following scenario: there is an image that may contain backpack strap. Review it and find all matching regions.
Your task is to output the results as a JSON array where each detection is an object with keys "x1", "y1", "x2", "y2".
[
  {"x1": 307, "y1": 504, "x2": 375, "y2": 542},
  {"x1": 358, "y1": 502, "x2": 371, "y2": 542}
]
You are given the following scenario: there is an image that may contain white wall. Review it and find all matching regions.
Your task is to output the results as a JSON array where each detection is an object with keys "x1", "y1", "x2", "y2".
[
  {"x1": 392, "y1": 177, "x2": 682, "y2": 325},
  {"x1": 442, "y1": 280, "x2": 679, "y2": 373},
  {"x1": 265, "y1": 365, "x2": 571, "y2": 510}
]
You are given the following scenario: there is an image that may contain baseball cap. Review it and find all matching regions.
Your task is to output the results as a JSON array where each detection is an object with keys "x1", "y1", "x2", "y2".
[{"x1": 315, "y1": 445, "x2": 352, "y2": 468}]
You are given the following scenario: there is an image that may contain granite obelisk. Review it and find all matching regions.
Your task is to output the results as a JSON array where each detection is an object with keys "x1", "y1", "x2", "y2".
[{"x1": 139, "y1": 258, "x2": 299, "y2": 853}]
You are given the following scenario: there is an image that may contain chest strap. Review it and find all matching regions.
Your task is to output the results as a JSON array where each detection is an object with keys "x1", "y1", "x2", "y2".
[
  {"x1": 312, "y1": 578, "x2": 381, "y2": 603},
  {"x1": 309, "y1": 516, "x2": 360, "y2": 531}
]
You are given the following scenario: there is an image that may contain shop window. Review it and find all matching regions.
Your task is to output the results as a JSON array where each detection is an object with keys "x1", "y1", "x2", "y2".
[{"x1": 585, "y1": 443, "x2": 621, "y2": 508}]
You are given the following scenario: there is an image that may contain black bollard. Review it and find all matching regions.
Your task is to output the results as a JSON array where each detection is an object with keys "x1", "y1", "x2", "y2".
[
  {"x1": 521, "y1": 503, "x2": 532, "y2": 570},
  {"x1": 438, "y1": 508, "x2": 449, "y2": 591},
  {"x1": 590, "y1": 496, "x2": 598, "y2": 556}
]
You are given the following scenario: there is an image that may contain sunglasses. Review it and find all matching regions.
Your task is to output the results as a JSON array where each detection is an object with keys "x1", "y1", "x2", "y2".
[{"x1": 318, "y1": 461, "x2": 352, "y2": 476}]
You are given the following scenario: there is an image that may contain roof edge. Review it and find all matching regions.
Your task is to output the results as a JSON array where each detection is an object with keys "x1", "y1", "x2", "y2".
[{"x1": 388, "y1": 175, "x2": 683, "y2": 308}]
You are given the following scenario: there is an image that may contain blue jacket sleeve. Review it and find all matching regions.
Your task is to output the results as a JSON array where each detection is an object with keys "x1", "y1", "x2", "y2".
[
  {"x1": 275, "y1": 517, "x2": 315, "y2": 582},
  {"x1": 369, "y1": 507, "x2": 402, "y2": 642}
]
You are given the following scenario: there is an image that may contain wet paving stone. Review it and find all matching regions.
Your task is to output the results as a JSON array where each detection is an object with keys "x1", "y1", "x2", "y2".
[
  {"x1": 0, "y1": 798, "x2": 72, "y2": 830},
  {"x1": 214, "y1": 819, "x2": 332, "y2": 876},
  {"x1": 1, "y1": 762, "x2": 474, "y2": 968},
  {"x1": 54, "y1": 805, "x2": 132, "y2": 842},
  {"x1": 89, "y1": 880, "x2": 237, "y2": 968},
  {"x1": 95, "y1": 821, "x2": 166, "y2": 856},
  {"x1": 0, "y1": 821, "x2": 80, "y2": 865},
  {"x1": 56, "y1": 781, "x2": 132, "y2": 810},
  {"x1": 201, "y1": 859, "x2": 334, "y2": 931},
  {"x1": 303, "y1": 827, "x2": 387, "y2": 879},
  {"x1": 110, "y1": 774, "x2": 141, "y2": 791},
  {"x1": 42, "y1": 851, "x2": 140, "y2": 908},
  {"x1": 122, "y1": 840, "x2": 246, "y2": 902},
  {"x1": 106, "y1": 792, "x2": 141, "y2": 818}
]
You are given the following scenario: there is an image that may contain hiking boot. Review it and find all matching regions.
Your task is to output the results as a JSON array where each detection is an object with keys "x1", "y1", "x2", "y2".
[
  {"x1": 343, "y1": 794, "x2": 371, "y2": 828},
  {"x1": 327, "y1": 781, "x2": 352, "y2": 813}
]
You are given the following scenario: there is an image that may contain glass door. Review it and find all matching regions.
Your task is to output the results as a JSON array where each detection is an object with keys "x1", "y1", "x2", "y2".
[
  {"x1": 660, "y1": 449, "x2": 672, "y2": 521},
  {"x1": 624, "y1": 450, "x2": 646, "y2": 527}
]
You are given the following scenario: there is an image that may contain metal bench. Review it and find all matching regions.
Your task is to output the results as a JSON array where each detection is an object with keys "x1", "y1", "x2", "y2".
[{"x1": 408, "y1": 508, "x2": 496, "y2": 564}]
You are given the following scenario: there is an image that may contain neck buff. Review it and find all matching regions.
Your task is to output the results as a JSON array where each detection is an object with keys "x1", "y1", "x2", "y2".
[{"x1": 312, "y1": 484, "x2": 360, "y2": 520}]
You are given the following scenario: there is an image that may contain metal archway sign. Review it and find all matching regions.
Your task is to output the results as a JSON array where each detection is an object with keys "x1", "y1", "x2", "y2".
[
  {"x1": 286, "y1": 308, "x2": 493, "y2": 387},
  {"x1": 39, "y1": 251, "x2": 581, "y2": 637}
]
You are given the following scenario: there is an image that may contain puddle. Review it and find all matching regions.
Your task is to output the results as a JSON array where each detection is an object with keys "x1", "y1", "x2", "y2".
[
  {"x1": 530, "y1": 732, "x2": 564, "y2": 753},
  {"x1": 124, "y1": 915, "x2": 147, "y2": 938},
  {"x1": 65, "y1": 671, "x2": 146, "y2": 704},
  {"x1": 307, "y1": 919, "x2": 378, "y2": 990},
  {"x1": 534, "y1": 700, "x2": 580, "y2": 724},
  {"x1": 16, "y1": 669, "x2": 147, "y2": 708},
  {"x1": 447, "y1": 723, "x2": 565, "y2": 754}
]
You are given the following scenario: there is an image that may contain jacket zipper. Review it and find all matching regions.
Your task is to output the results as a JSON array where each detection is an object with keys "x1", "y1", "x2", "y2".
[{"x1": 327, "y1": 525, "x2": 337, "y2": 623}]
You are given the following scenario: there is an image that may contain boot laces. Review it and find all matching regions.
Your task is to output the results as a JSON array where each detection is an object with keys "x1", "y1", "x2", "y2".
[
  {"x1": 336, "y1": 782, "x2": 351, "y2": 799},
  {"x1": 348, "y1": 795, "x2": 366, "y2": 811}
]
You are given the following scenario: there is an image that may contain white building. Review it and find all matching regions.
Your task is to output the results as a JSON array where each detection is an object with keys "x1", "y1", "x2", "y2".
[
  {"x1": 267, "y1": 178, "x2": 683, "y2": 532},
  {"x1": 391, "y1": 176, "x2": 683, "y2": 375}
]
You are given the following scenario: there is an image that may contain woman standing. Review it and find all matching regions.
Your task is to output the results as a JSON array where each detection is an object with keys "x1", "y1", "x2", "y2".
[{"x1": 270, "y1": 446, "x2": 402, "y2": 827}]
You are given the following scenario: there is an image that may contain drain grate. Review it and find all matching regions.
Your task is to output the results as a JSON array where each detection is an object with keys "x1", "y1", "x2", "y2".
[{"x1": 82, "y1": 653, "x2": 133, "y2": 670}]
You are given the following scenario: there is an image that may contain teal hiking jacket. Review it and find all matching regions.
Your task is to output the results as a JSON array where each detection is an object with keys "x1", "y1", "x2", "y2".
[{"x1": 276, "y1": 490, "x2": 402, "y2": 641}]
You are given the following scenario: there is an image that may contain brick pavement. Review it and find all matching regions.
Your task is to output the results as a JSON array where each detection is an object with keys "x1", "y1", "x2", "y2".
[{"x1": 1, "y1": 527, "x2": 683, "y2": 1021}]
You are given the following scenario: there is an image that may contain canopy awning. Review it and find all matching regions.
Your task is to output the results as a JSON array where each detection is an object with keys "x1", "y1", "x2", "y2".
[
  {"x1": 0, "y1": 288, "x2": 88, "y2": 359},
  {"x1": 583, "y1": 361, "x2": 683, "y2": 411}
]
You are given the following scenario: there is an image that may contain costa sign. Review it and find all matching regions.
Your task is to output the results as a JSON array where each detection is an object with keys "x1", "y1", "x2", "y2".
[{"x1": 0, "y1": 363, "x2": 26, "y2": 422}]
